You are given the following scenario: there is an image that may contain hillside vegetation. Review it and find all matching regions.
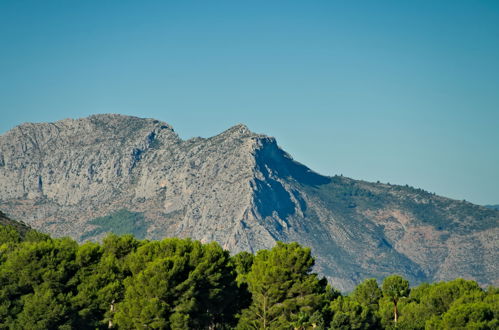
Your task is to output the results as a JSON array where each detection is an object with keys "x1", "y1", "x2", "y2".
[
  {"x1": 0, "y1": 211, "x2": 49, "y2": 243},
  {"x1": 0, "y1": 223, "x2": 497, "y2": 329}
]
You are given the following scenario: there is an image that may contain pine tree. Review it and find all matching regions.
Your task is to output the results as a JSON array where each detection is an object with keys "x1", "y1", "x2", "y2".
[{"x1": 237, "y1": 242, "x2": 325, "y2": 329}]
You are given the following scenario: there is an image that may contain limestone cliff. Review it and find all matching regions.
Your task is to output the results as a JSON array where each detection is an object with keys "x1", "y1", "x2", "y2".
[{"x1": 0, "y1": 114, "x2": 497, "y2": 291}]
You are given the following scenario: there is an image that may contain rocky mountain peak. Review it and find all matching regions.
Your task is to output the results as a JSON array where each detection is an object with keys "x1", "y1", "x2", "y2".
[
  {"x1": 224, "y1": 123, "x2": 252, "y2": 134},
  {"x1": 215, "y1": 123, "x2": 267, "y2": 142},
  {"x1": 1, "y1": 114, "x2": 497, "y2": 291}
]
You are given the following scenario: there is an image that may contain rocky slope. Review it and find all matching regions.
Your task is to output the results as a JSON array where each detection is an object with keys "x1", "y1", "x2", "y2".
[
  {"x1": 0, "y1": 114, "x2": 497, "y2": 291},
  {"x1": 0, "y1": 210, "x2": 30, "y2": 236}
]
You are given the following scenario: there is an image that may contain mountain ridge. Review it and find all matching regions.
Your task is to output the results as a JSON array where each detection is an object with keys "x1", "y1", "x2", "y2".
[{"x1": 0, "y1": 114, "x2": 497, "y2": 291}]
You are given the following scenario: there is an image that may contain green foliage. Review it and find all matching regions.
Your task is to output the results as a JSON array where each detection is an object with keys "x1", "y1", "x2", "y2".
[
  {"x1": 329, "y1": 296, "x2": 380, "y2": 329},
  {"x1": 378, "y1": 278, "x2": 497, "y2": 330},
  {"x1": 0, "y1": 211, "x2": 30, "y2": 238},
  {"x1": 0, "y1": 237, "x2": 79, "y2": 329},
  {"x1": 0, "y1": 218, "x2": 49, "y2": 246},
  {"x1": 382, "y1": 275, "x2": 410, "y2": 303},
  {"x1": 237, "y1": 242, "x2": 327, "y2": 329},
  {"x1": 351, "y1": 278, "x2": 382, "y2": 310},
  {"x1": 427, "y1": 302, "x2": 497, "y2": 329},
  {"x1": 14, "y1": 285, "x2": 72, "y2": 330},
  {"x1": 82, "y1": 209, "x2": 148, "y2": 240},
  {"x1": 231, "y1": 251, "x2": 254, "y2": 284},
  {"x1": 0, "y1": 225, "x2": 51, "y2": 268},
  {"x1": 422, "y1": 278, "x2": 482, "y2": 315},
  {"x1": 381, "y1": 275, "x2": 410, "y2": 324},
  {"x1": 0, "y1": 227, "x2": 497, "y2": 329},
  {"x1": 230, "y1": 251, "x2": 254, "y2": 317},
  {"x1": 101, "y1": 233, "x2": 141, "y2": 259},
  {"x1": 0, "y1": 225, "x2": 21, "y2": 245},
  {"x1": 23, "y1": 229, "x2": 51, "y2": 242},
  {"x1": 72, "y1": 234, "x2": 142, "y2": 328},
  {"x1": 115, "y1": 239, "x2": 242, "y2": 329}
]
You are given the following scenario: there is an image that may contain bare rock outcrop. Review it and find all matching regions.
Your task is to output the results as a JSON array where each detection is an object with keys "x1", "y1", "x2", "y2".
[{"x1": 1, "y1": 114, "x2": 497, "y2": 291}]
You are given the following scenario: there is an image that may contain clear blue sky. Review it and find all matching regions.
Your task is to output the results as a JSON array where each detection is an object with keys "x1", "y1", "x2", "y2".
[{"x1": 1, "y1": 1, "x2": 498, "y2": 205}]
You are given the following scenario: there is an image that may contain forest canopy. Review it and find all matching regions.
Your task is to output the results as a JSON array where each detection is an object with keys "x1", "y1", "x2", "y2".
[{"x1": 0, "y1": 225, "x2": 497, "y2": 329}]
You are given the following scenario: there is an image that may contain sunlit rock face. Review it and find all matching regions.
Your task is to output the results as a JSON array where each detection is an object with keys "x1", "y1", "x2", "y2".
[{"x1": 1, "y1": 114, "x2": 497, "y2": 291}]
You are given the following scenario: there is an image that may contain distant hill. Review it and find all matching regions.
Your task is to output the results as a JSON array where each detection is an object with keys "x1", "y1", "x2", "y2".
[
  {"x1": 0, "y1": 114, "x2": 497, "y2": 291},
  {"x1": 485, "y1": 205, "x2": 499, "y2": 210}
]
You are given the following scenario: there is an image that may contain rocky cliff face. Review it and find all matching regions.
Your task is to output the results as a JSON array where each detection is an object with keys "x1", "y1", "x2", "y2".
[{"x1": 0, "y1": 114, "x2": 497, "y2": 291}]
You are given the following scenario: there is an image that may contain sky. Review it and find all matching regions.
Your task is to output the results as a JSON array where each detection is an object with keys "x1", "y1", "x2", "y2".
[{"x1": 1, "y1": 1, "x2": 498, "y2": 205}]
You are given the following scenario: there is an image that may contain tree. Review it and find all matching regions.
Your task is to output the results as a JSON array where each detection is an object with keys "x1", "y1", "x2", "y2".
[
  {"x1": 114, "y1": 239, "x2": 241, "y2": 329},
  {"x1": 237, "y1": 242, "x2": 326, "y2": 329},
  {"x1": 424, "y1": 281, "x2": 497, "y2": 329},
  {"x1": 382, "y1": 275, "x2": 409, "y2": 323},
  {"x1": 0, "y1": 237, "x2": 79, "y2": 328},
  {"x1": 23, "y1": 229, "x2": 51, "y2": 243},
  {"x1": 70, "y1": 234, "x2": 141, "y2": 328},
  {"x1": 14, "y1": 285, "x2": 72, "y2": 330},
  {"x1": 426, "y1": 302, "x2": 497, "y2": 329},
  {"x1": 329, "y1": 296, "x2": 380, "y2": 329},
  {"x1": 230, "y1": 251, "x2": 254, "y2": 317},
  {"x1": 351, "y1": 278, "x2": 382, "y2": 310},
  {"x1": 422, "y1": 278, "x2": 482, "y2": 315},
  {"x1": 231, "y1": 251, "x2": 254, "y2": 285},
  {"x1": 0, "y1": 225, "x2": 21, "y2": 245}
]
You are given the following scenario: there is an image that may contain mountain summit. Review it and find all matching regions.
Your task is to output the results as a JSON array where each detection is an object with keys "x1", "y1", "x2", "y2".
[{"x1": 0, "y1": 114, "x2": 497, "y2": 291}]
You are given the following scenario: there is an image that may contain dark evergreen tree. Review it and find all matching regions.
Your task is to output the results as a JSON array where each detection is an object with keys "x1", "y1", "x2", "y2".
[
  {"x1": 237, "y1": 242, "x2": 326, "y2": 329},
  {"x1": 0, "y1": 237, "x2": 79, "y2": 329},
  {"x1": 0, "y1": 226, "x2": 497, "y2": 330},
  {"x1": 114, "y1": 239, "x2": 241, "y2": 329},
  {"x1": 71, "y1": 234, "x2": 141, "y2": 328}
]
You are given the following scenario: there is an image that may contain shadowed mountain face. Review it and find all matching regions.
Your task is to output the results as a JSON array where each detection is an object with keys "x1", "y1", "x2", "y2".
[{"x1": 0, "y1": 114, "x2": 497, "y2": 291}]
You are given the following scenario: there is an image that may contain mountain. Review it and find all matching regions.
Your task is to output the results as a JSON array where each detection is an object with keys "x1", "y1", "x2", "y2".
[
  {"x1": 485, "y1": 205, "x2": 499, "y2": 211},
  {"x1": 0, "y1": 114, "x2": 497, "y2": 291}
]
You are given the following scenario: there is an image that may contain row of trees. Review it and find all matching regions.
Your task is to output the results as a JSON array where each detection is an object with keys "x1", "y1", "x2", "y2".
[{"x1": 0, "y1": 225, "x2": 497, "y2": 329}]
